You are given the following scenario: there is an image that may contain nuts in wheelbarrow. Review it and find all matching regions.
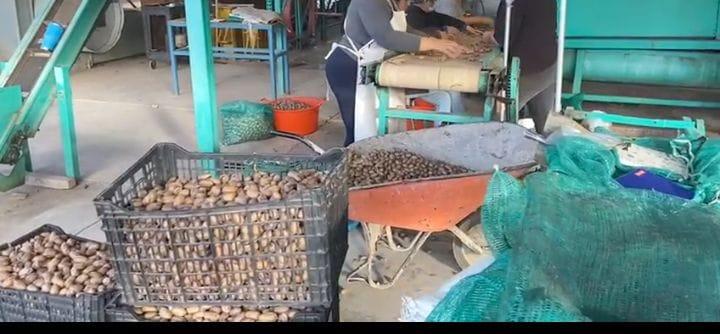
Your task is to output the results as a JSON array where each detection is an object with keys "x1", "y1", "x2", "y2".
[
  {"x1": 132, "y1": 305, "x2": 305, "y2": 322},
  {"x1": 0, "y1": 231, "x2": 115, "y2": 297},
  {"x1": 348, "y1": 149, "x2": 470, "y2": 187}
]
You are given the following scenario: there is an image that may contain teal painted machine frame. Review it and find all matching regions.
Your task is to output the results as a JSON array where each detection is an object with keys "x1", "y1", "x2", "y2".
[
  {"x1": 376, "y1": 52, "x2": 521, "y2": 135},
  {"x1": 565, "y1": 108, "x2": 706, "y2": 141},
  {"x1": 560, "y1": 0, "x2": 720, "y2": 110},
  {"x1": 0, "y1": 0, "x2": 107, "y2": 190}
]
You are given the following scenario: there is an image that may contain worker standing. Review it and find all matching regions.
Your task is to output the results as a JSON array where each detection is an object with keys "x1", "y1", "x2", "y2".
[
  {"x1": 492, "y1": 0, "x2": 557, "y2": 133},
  {"x1": 324, "y1": 0, "x2": 468, "y2": 146}
]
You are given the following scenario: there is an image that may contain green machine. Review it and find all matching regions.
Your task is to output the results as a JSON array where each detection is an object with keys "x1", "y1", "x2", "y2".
[
  {"x1": 370, "y1": 50, "x2": 521, "y2": 135},
  {"x1": 0, "y1": 0, "x2": 108, "y2": 191},
  {"x1": 561, "y1": 0, "x2": 720, "y2": 110}
]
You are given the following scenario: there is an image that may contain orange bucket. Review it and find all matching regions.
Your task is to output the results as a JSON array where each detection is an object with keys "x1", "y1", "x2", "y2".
[
  {"x1": 265, "y1": 96, "x2": 324, "y2": 136},
  {"x1": 406, "y1": 98, "x2": 436, "y2": 130}
]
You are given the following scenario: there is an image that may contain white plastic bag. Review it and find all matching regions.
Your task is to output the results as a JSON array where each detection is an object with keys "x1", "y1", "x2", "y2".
[{"x1": 399, "y1": 255, "x2": 496, "y2": 322}]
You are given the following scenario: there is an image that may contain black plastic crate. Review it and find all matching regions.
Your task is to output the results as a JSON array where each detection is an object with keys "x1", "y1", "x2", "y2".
[
  {"x1": 94, "y1": 143, "x2": 349, "y2": 308},
  {"x1": 0, "y1": 225, "x2": 114, "y2": 322}
]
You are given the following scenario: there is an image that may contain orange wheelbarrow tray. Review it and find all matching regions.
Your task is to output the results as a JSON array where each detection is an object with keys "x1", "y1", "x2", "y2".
[{"x1": 346, "y1": 122, "x2": 541, "y2": 289}]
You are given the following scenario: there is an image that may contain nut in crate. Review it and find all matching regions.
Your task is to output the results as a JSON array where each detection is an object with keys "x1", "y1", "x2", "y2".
[{"x1": 119, "y1": 169, "x2": 329, "y2": 303}]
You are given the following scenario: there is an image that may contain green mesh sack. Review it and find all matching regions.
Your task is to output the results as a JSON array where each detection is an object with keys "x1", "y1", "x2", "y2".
[
  {"x1": 427, "y1": 255, "x2": 510, "y2": 322},
  {"x1": 429, "y1": 136, "x2": 720, "y2": 322},
  {"x1": 545, "y1": 136, "x2": 618, "y2": 188},
  {"x1": 693, "y1": 139, "x2": 720, "y2": 206},
  {"x1": 221, "y1": 100, "x2": 274, "y2": 145},
  {"x1": 480, "y1": 171, "x2": 526, "y2": 253}
]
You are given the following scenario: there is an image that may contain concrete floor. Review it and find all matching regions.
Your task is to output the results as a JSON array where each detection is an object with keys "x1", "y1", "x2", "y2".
[{"x1": 1, "y1": 44, "x2": 719, "y2": 321}]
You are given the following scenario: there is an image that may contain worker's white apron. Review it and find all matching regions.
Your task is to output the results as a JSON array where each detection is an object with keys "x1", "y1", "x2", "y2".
[{"x1": 325, "y1": 0, "x2": 408, "y2": 141}]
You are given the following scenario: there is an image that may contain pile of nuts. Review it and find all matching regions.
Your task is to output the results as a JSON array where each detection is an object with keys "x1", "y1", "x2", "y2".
[
  {"x1": 0, "y1": 231, "x2": 115, "y2": 296},
  {"x1": 266, "y1": 99, "x2": 310, "y2": 111},
  {"x1": 118, "y1": 170, "x2": 330, "y2": 303},
  {"x1": 133, "y1": 305, "x2": 304, "y2": 322},
  {"x1": 415, "y1": 31, "x2": 495, "y2": 63},
  {"x1": 129, "y1": 170, "x2": 327, "y2": 212},
  {"x1": 348, "y1": 149, "x2": 470, "y2": 187}
]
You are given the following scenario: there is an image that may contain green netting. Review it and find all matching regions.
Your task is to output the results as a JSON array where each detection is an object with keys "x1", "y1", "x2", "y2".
[
  {"x1": 693, "y1": 139, "x2": 720, "y2": 207},
  {"x1": 427, "y1": 255, "x2": 510, "y2": 322},
  {"x1": 480, "y1": 170, "x2": 526, "y2": 253},
  {"x1": 429, "y1": 136, "x2": 720, "y2": 322},
  {"x1": 221, "y1": 100, "x2": 274, "y2": 145}
]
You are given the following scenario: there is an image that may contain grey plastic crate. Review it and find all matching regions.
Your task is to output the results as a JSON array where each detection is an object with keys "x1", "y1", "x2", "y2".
[
  {"x1": 0, "y1": 225, "x2": 114, "y2": 322},
  {"x1": 94, "y1": 143, "x2": 348, "y2": 308}
]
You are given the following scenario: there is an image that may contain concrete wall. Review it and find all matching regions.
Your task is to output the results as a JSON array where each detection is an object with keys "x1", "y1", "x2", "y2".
[
  {"x1": 0, "y1": 1, "x2": 22, "y2": 61},
  {"x1": 0, "y1": 0, "x2": 42, "y2": 61}
]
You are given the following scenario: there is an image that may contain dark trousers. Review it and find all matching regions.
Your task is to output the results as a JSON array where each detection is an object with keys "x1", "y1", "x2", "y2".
[
  {"x1": 519, "y1": 64, "x2": 557, "y2": 133},
  {"x1": 325, "y1": 49, "x2": 358, "y2": 147}
]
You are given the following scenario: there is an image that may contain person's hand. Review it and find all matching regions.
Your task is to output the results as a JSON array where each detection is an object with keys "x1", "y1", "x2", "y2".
[
  {"x1": 438, "y1": 31, "x2": 451, "y2": 40},
  {"x1": 446, "y1": 26, "x2": 461, "y2": 35},
  {"x1": 481, "y1": 30, "x2": 495, "y2": 43},
  {"x1": 466, "y1": 26, "x2": 481, "y2": 35},
  {"x1": 428, "y1": 38, "x2": 468, "y2": 59}
]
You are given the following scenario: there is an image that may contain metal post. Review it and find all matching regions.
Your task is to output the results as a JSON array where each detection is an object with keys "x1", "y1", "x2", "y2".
[
  {"x1": 571, "y1": 50, "x2": 585, "y2": 94},
  {"x1": 54, "y1": 66, "x2": 79, "y2": 180},
  {"x1": 168, "y1": 22, "x2": 180, "y2": 95},
  {"x1": 502, "y1": 0, "x2": 513, "y2": 68},
  {"x1": 185, "y1": 0, "x2": 220, "y2": 153},
  {"x1": 554, "y1": 0, "x2": 567, "y2": 113}
]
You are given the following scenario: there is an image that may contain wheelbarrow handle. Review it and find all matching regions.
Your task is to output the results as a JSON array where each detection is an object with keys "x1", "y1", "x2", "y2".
[{"x1": 270, "y1": 130, "x2": 326, "y2": 155}]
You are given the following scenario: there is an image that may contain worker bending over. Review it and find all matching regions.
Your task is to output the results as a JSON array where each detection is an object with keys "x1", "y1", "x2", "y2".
[
  {"x1": 324, "y1": 0, "x2": 467, "y2": 147},
  {"x1": 433, "y1": 0, "x2": 494, "y2": 27},
  {"x1": 492, "y1": 0, "x2": 557, "y2": 133},
  {"x1": 406, "y1": 0, "x2": 481, "y2": 39}
]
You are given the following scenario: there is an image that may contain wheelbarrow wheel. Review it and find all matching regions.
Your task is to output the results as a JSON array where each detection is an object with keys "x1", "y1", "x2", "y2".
[{"x1": 452, "y1": 212, "x2": 492, "y2": 269}]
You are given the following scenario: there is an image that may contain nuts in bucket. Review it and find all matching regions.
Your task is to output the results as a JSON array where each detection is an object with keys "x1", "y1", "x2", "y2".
[{"x1": 267, "y1": 99, "x2": 311, "y2": 111}]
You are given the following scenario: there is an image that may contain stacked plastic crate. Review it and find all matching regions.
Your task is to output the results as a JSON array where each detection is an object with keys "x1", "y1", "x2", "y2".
[{"x1": 95, "y1": 143, "x2": 348, "y2": 322}]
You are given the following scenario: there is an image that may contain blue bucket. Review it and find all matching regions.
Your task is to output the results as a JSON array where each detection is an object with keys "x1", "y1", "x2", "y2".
[{"x1": 41, "y1": 22, "x2": 65, "y2": 52}]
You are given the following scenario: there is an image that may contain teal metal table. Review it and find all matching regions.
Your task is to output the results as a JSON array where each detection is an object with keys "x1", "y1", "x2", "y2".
[{"x1": 167, "y1": 18, "x2": 290, "y2": 99}]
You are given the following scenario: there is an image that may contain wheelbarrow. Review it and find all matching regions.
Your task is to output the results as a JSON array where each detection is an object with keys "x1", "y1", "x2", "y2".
[{"x1": 346, "y1": 122, "x2": 541, "y2": 289}]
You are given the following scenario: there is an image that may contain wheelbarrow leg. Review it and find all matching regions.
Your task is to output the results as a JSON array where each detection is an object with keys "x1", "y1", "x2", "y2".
[
  {"x1": 448, "y1": 225, "x2": 486, "y2": 254},
  {"x1": 347, "y1": 222, "x2": 433, "y2": 289},
  {"x1": 385, "y1": 226, "x2": 425, "y2": 252},
  {"x1": 347, "y1": 222, "x2": 384, "y2": 286}
]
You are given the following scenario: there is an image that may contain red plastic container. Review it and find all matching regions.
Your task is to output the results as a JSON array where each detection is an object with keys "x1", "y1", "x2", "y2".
[
  {"x1": 406, "y1": 98, "x2": 436, "y2": 130},
  {"x1": 266, "y1": 96, "x2": 324, "y2": 136}
]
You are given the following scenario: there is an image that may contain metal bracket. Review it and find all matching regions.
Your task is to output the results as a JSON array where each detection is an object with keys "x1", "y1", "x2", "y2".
[
  {"x1": 566, "y1": 108, "x2": 706, "y2": 140},
  {"x1": 346, "y1": 222, "x2": 432, "y2": 289}
]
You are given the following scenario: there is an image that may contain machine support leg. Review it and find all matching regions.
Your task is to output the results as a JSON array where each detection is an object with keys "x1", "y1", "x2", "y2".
[
  {"x1": 377, "y1": 87, "x2": 389, "y2": 135},
  {"x1": 569, "y1": 50, "x2": 586, "y2": 109},
  {"x1": 54, "y1": 66, "x2": 80, "y2": 181},
  {"x1": 185, "y1": 0, "x2": 220, "y2": 153}
]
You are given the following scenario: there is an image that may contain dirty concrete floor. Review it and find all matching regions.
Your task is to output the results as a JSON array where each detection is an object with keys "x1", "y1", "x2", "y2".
[{"x1": 1, "y1": 43, "x2": 719, "y2": 321}]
